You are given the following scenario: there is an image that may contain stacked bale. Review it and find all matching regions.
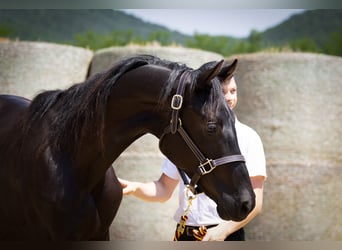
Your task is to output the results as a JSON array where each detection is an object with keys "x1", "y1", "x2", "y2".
[
  {"x1": 0, "y1": 41, "x2": 93, "y2": 99},
  {"x1": 88, "y1": 45, "x2": 223, "y2": 240},
  {"x1": 230, "y1": 52, "x2": 342, "y2": 240},
  {"x1": 89, "y1": 44, "x2": 223, "y2": 75}
]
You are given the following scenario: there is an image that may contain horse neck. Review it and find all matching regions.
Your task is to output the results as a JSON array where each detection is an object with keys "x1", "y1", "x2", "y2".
[
  {"x1": 68, "y1": 66, "x2": 172, "y2": 190},
  {"x1": 101, "y1": 67, "x2": 171, "y2": 165}
]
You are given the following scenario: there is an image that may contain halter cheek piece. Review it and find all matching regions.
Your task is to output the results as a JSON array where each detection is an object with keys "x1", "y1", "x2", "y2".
[{"x1": 161, "y1": 70, "x2": 245, "y2": 194}]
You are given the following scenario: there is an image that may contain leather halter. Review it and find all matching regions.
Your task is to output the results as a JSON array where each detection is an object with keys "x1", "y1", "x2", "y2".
[{"x1": 162, "y1": 70, "x2": 245, "y2": 194}]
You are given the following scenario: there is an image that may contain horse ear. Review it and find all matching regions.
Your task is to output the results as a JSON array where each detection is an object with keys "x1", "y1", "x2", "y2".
[
  {"x1": 196, "y1": 60, "x2": 224, "y2": 87},
  {"x1": 217, "y1": 59, "x2": 238, "y2": 82}
]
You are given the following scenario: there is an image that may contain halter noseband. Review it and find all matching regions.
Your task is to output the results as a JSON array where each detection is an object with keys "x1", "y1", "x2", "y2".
[{"x1": 162, "y1": 70, "x2": 245, "y2": 194}]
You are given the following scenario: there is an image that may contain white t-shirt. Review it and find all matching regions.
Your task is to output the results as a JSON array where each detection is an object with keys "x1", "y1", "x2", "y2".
[{"x1": 161, "y1": 118, "x2": 267, "y2": 226}]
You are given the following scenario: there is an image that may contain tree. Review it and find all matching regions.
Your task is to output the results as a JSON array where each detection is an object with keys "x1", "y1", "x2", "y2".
[
  {"x1": 0, "y1": 24, "x2": 12, "y2": 37},
  {"x1": 147, "y1": 30, "x2": 172, "y2": 45},
  {"x1": 323, "y1": 28, "x2": 342, "y2": 56},
  {"x1": 247, "y1": 29, "x2": 262, "y2": 52},
  {"x1": 288, "y1": 37, "x2": 320, "y2": 52},
  {"x1": 74, "y1": 30, "x2": 142, "y2": 50}
]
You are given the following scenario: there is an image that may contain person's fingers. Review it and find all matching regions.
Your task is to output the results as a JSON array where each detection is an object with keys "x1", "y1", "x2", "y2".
[
  {"x1": 192, "y1": 226, "x2": 207, "y2": 241},
  {"x1": 192, "y1": 229, "x2": 202, "y2": 241},
  {"x1": 117, "y1": 178, "x2": 133, "y2": 194}
]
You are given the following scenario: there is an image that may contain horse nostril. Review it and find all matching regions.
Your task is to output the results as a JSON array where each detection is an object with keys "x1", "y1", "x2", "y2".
[
  {"x1": 241, "y1": 200, "x2": 252, "y2": 215},
  {"x1": 239, "y1": 192, "x2": 255, "y2": 218}
]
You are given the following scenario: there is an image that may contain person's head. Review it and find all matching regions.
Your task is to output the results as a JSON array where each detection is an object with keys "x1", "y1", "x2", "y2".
[
  {"x1": 217, "y1": 59, "x2": 238, "y2": 110},
  {"x1": 221, "y1": 76, "x2": 237, "y2": 110}
]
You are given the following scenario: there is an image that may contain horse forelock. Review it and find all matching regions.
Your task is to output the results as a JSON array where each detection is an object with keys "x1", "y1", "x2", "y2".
[{"x1": 203, "y1": 77, "x2": 227, "y2": 121}]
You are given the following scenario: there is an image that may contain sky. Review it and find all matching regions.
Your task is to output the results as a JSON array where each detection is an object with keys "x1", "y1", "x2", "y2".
[{"x1": 122, "y1": 9, "x2": 306, "y2": 38}]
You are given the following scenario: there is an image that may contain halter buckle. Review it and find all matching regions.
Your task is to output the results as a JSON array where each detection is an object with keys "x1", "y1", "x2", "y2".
[
  {"x1": 171, "y1": 94, "x2": 183, "y2": 110},
  {"x1": 198, "y1": 159, "x2": 215, "y2": 175}
]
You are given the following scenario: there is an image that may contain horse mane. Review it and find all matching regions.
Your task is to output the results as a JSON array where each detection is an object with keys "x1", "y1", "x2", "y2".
[
  {"x1": 20, "y1": 54, "x2": 224, "y2": 160},
  {"x1": 21, "y1": 55, "x2": 195, "y2": 157}
]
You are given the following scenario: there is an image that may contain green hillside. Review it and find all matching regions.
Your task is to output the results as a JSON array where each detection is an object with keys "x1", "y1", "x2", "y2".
[
  {"x1": 262, "y1": 9, "x2": 342, "y2": 47},
  {"x1": 0, "y1": 9, "x2": 190, "y2": 44}
]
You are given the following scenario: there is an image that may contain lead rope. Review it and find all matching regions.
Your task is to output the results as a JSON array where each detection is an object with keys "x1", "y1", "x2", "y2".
[{"x1": 173, "y1": 188, "x2": 208, "y2": 241}]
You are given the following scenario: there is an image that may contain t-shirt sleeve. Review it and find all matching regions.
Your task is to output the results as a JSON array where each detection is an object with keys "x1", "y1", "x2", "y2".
[
  {"x1": 244, "y1": 129, "x2": 267, "y2": 178},
  {"x1": 161, "y1": 158, "x2": 181, "y2": 180}
]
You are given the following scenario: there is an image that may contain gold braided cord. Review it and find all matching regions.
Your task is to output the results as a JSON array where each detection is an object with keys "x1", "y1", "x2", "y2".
[{"x1": 173, "y1": 187, "x2": 207, "y2": 241}]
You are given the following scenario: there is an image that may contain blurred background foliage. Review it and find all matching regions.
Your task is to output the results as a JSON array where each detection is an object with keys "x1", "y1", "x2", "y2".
[{"x1": 0, "y1": 9, "x2": 341, "y2": 56}]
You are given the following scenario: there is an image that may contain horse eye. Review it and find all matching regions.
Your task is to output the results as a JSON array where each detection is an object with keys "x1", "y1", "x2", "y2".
[{"x1": 207, "y1": 121, "x2": 217, "y2": 133}]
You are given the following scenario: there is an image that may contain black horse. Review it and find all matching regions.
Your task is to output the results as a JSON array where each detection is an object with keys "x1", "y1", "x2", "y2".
[{"x1": 0, "y1": 55, "x2": 255, "y2": 240}]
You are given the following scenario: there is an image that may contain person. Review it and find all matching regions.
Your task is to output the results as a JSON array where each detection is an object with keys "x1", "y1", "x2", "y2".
[{"x1": 118, "y1": 59, "x2": 267, "y2": 241}]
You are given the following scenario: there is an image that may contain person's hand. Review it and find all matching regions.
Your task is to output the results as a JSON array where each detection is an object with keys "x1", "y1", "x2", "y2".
[
  {"x1": 192, "y1": 226, "x2": 207, "y2": 241},
  {"x1": 193, "y1": 226, "x2": 227, "y2": 241},
  {"x1": 200, "y1": 225, "x2": 228, "y2": 241},
  {"x1": 117, "y1": 178, "x2": 137, "y2": 195}
]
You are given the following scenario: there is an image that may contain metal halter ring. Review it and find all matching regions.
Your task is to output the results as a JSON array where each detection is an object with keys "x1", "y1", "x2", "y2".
[
  {"x1": 171, "y1": 94, "x2": 183, "y2": 110},
  {"x1": 198, "y1": 159, "x2": 215, "y2": 175}
]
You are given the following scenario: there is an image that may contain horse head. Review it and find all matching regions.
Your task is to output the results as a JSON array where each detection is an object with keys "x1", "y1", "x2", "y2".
[{"x1": 159, "y1": 59, "x2": 255, "y2": 222}]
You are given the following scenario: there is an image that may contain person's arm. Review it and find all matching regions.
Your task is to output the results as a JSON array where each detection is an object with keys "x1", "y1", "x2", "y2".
[
  {"x1": 118, "y1": 173, "x2": 179, "y2": 203},
  {"x1": 202, "y1": 175, "x2": 265, "y2": 241}
]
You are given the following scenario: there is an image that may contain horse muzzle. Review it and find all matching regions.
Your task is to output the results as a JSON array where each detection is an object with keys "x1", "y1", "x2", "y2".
[{"x1": 216, "y1": 189, "x2": 256, "y2": 222}]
